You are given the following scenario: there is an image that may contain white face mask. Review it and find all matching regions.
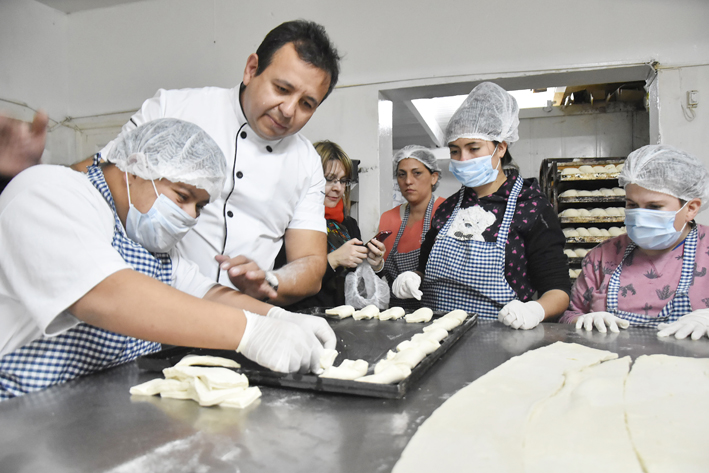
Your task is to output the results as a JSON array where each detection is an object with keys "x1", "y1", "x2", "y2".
[{"x1": 125, "y1": 172, "x2": 197, "y2": 253}]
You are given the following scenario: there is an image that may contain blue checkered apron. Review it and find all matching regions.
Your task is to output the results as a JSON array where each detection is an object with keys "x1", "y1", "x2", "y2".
[
  {"x1": 605, "y1": 226, "x2": 696, "y2": 328},
  {"x1": 0, "y1": 162, "x2": 170, "y2": 400},
  {"x1": 382, "y1": 197, "x2": 436, "y2": 311},
  {"x1": 422, "y1": 176, "x2": 524, "y2": 319}
]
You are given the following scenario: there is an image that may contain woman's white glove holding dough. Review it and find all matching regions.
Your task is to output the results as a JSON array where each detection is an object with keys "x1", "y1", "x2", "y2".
[
  {"x1": 392, "y1": 271, "x2": 423, "y2": 300},
  {"x1": 498, "y1": 300, "x2": 545, "y2": 330},
  {"x1": 657, "y1": 309, "x2": 709, "y2": 340},
  {"x1": 237, "y1": 311, "x2": 324, "y2": 374}
]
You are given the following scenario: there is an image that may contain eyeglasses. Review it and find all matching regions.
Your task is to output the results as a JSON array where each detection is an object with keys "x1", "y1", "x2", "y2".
[{"x1": 325, "y1": 177, "x2": 351, "y2": 187}]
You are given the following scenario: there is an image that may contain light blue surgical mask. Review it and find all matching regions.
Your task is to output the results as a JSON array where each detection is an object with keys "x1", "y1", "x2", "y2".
[
  {"x1": 624, "y1": 202, "x2": 688, "y2": 250},
  {"x1": 448, "y1": 145, "x2": 500, "y2": 188},
  {"x1": 125, "y1": 172, "x2": 197, "y2": 253}
]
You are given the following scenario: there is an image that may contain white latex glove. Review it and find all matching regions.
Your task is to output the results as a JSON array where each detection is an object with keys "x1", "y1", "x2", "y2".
[
  {"x1": 392, "y1": 271, "x2": 422, "y2": 300},
  {"x1": 267, "y1": 307, "x2": 337, "y2": 350},
  {"x1": 237, "y1": 311, "x2": 323, "y2": 374},
  {"x1": 575, "y1": 311, "x2": 630, "y2": 333},
  {"x1": 657, "y1": 309, "x2": 709, "y2": 341},
  {"x1": 498, "y1": 300, "x2": 545, "y2": 330}
]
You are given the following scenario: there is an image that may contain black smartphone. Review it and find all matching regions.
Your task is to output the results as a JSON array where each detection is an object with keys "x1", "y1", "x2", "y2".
[{"x1": 364, "y1": 230, "x2": 392, "y2": 247}]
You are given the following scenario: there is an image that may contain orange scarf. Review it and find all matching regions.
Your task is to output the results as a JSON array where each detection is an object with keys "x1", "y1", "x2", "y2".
[{"x1": 324, "y1": 199, "x2": 344, "y2": 223}]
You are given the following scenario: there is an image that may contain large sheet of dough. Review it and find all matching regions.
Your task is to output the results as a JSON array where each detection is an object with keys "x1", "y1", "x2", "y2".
[
  {"x1": 524, "y1": 356, "x2": 643, "y2": 473},
  {"x1": 625, "y1": 355, "x2": 709, "y2": 473},
  {"x1": 392, "y1": 342, "x2": 617, "y2": 473}
]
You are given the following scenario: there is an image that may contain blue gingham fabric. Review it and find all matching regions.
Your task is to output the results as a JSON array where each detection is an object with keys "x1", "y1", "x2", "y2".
[
  {"x1": 422, "y1": 176, "x2": 524, "y2": 318},
  {"x1": 0, "y1": 162, "x2": 170, "y2": 400},
  {"x1": 382, "y1": 196, "x2": 435, "y2": 311},
  {"x1": 606, "y1": 226, "x2": 697, "y2": 328}
]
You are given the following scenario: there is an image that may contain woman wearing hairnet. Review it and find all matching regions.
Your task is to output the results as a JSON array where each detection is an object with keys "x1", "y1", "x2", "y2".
[
  {"x1": 0, "y1": 118, "x2": 335, "y2": 400},
  {"x1": 392, "y1": 82, "x2": 571, "y2": 328},
  {"x1": 562, "y1": 144, "x2": 709, "y2": 340},
  {"x1": 378, "y1": 145, "x2": 444, "y2": 310},
  {"x1": 284, "y1": 140, "x2": 385, "y2": 310}
]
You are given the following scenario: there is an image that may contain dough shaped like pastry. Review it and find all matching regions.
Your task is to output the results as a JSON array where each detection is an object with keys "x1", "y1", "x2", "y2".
[
  {"x1": 603, "y1": 164, "x2": 617, "y2": 172},
  {"x1": 578, "y1": 190, "x2": 593, "y2": 196},
  {"x1": 578, "y1": 208, "x2": 591, "y2": 217},
  {"x1": 590, "y1": 208, "x2": 607, "y2": 217},
  {"x1": 561, "y1": 167, "x2": 579, "y2": 175},
  {"x1": 561, "y1": 209, "x2": 579, "y2": 217},
  {"x1": 396, "y1": 338, "x2": 440, "y2": 355},
  {"x1": 427, "y1": 316, "x2": 462, "y2": 331},
  {"x1": 379, "y1": 306, "x2": 406, "y2": 320},
  {"x1": 605, "y1": 207, "x2": 621, "y2": 216},
  {"x1": 175, "y1": 355, "x2": 240, "y2": 369},
  {"x1": 405, "y1": 307, "x2": 434, "y2": 323},
  {"x1": 579, "y1": 165, "x2": 595, "y2": 174},
  {"x1": 441, "y1": 310, "x2": 468, "y2": 323},
  {"x1": 163, "y1": 366, "x2": 248, "y2": 391},
  {"x1": 574, "y1": 249, "x2": 588, "y2": 258},
  {"x1": 590, "y1": 190, "x2": 603, "y2": 196},
  {"x1": 587, "y1": 227, "x2": 601, "y2": 236},
  {"x1": 564, "y1": 249, "x2": 577, "y2": 258},
  {"x1": 617, "y1": 208, "x2": 625, "y2": 216},
  {"x1": 130, "y1": 378, "x2": 188, "y2": 397},
  {"x1": 325, "y1": 304, "x2": 355, "y2": 319},
  {"x1": 375, "y1": 346, "x2": 427, "y2": 374},
  {"x1": 560, "y1": 189, "x2": 578, "y2": 197},
  {"x1": 356, "y1": 364, "x2": 411, "y2": 384},
  {"x1": 592, "y1": 165, "x2": 606, "y2": 173},
  {"x1": 612, "y1": 187, "x2": 625, "y2": 195},
  {"x1": 609, "y1": 226, "x2": 623, "y2": 236},
  {"x1": 599, "y1": 228, "x2": 611, "y2": 237},
  {"x1": 600, "y1": 188, "x2": 615, "y2": 196},
  {"x1": 320, "y1": 359, "x2": 369, "y2": 380},
  {"x1": 320, "y1": 349, "x2": 339, "y2": 371},
  {"x1": 353, "y1": 304, "x2": 380, "y2": 320},
  {"x1": 577, "y1": 227, "x2": 591, "y2": 237},
  {"x1": 616, "y1": 163, "x2": 624, "y2": 171}
]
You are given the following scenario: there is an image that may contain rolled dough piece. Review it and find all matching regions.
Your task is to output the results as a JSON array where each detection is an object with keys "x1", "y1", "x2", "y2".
[
  {"x1": 175, "y1": 355, "x2": 240, "y2": 369},
  {"x1": 590, "y1": 208, "x2": 607, "y2": 217},
  {"x1": 426, "y1": 316, "x2": 461, "y2": 331},
  {"x1": 163, "y1": 366, "x2": 248, "y2": 391},
  {"x1": 604, "y1": 164, "x2": 617, "y2": 172},
  {"x1": 606, "y1": 207, "x2": 621, "y2": 216},
  {"x1": 440, "y1": 309, "x2": 468, "y2": 324},
  {"x1": 617, "y1": 208, "x2": 625, "y2": 216},
  {"x1": 405, "y1": 307, "x2": 434, "y2": 323},
  {"x1": 578, "y1": 208, "x2": 591, "y2": 217},
  {"x1": 574, "y1": 248, "x2": 588, "y2": 258},
  {"x1": 130, "y1": 378, "x2": 188, "y2": 396},
  {"x1": 413, "y1": 327, "x2": 448, "y2": 343},
  {"x1": 560, "y1": 189, "x2": 578, "y2": 197},
  {"x1": 320, "y1": 349, "x2": 339, "y2": 370},
  {"x1": 609, "y1": 226, "x2": 623, "y2": 236},
  {"x1": 578, "y1": 190, "x2": 593, "y2": 196},
  {"x1": 396, "y1": 338, "x2": 440, "y2": 355},
  {"x1": 524, "y1": 357, "x2": 642, "y2": 473},
  {"x1": 579, "y1": 165, "x2": 595, "y2": 174},
  {"x1": 375, "y1": 346, "x2": 427, "y2": 373},
  {"x1": 564, "y1": 249, "x2": 577, "y2": 258},
  {"x1": 601, "y1": 188, "x2": 615, "y2": 196},
  {"x1": 325, "y1": 305, "x2": 355, "y2": 319},
  {"x1": 561, "y1": 209, "x2": 579, "y2": 217},
  {"x1": 379, "y1": 306, "x2": 406, "y2": 320},
  {"x1": 391, "y1": 342, "x2": 618, "y2": 473},
  {"x1": 590, "y1": 189, "x2": 603, "y2": 196},
  {"x1": 577, "y1": 227, "x2": 591, "y2": 237},
  {"x1": 588, "y1": 227, "x2": 601, "y2": 236},
  {"x1": 600, "y1": 228, "x2": 611, "y2": 237},
  {"x1": 592, "y1": 165, "x2": 606, "y2": 173},
  {"x1": 561, "y1": 167, "x2": 579, "y2": 175},
  {"x1": 625, "y1": 355, "x2": 709, "y2": 473},
  {"x1": 356, "y1": 364, "x2": 411, "y2": 384},
  {"x1": 616, "y1": 163, "x2": 624, "y2": 171},
  {"x1": 320, "y1": 359, "x2": 369, "y2": 380},
  {"x1": 612, "y1": 187, "x2": 625, "y2": 195},
  {"x1": 353, "y1": 304, "x2": 379, "y2": 320}
]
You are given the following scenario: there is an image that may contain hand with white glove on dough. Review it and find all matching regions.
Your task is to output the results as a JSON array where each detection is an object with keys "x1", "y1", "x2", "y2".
[
  {"x1": 575, "y1": 311, "x2": 629, "y2": 333},
  {"x1": 498, "y1": 300, "x2": 545, "y2": 330},
  {"x1": 237, "y1": 311, "x2": 323, "y2": 374},
  {"x1": 657, "y1": 309, "x2": 709, "y2": 341},
  {"x1": 267, "y1": 307, "x2": 337, "y2": 350},
  {"x1": 392, "y1": 271, "x2": 422, "y2": 300}
]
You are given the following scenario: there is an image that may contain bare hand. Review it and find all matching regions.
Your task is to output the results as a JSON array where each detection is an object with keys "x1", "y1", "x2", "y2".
[
  {"x1": 214, "y1": 254, "x2": 277, "y2": 300},
  {"x1": 366, "y1": 238, "x2": 386, "y2": 269},
  {"x1": 328, "y1": 239, "x2": 368, "y2": 269},
  {"x1": 0, "y1": 111, "x2": 48, "y2": 177}
]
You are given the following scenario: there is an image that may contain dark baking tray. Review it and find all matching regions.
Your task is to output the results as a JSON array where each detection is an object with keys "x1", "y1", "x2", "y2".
[{"x1": 137, "y1": 309, "x2": 478, "y2": 399}]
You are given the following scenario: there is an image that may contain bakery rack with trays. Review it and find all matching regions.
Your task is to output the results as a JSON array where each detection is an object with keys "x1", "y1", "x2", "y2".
[{"x1": 539, "y1": 157, "x2": 627, "y2": 282}]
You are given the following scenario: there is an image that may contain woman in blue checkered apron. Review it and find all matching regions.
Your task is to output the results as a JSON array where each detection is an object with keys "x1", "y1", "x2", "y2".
[
  {"x1": 0, "y1": 119, "x2": 335, "y2": 400},
  {"x1": 392, "y1": 83, "x2": 571, "y2": 329},
  {"x1": 562, "y1": 145, "x2": 709, "y2": 341},
  {"x1": 380, "y1": 146, "x2": 444, "y2": 311}
]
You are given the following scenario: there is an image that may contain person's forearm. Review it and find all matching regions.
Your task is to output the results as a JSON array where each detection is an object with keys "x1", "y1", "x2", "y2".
[
  {"x1": 536, "y1": 289, "x2": 570, "y2": 321},
  {"x1": 69, "y1": 269, "x2": 246, "y2": 350},
  {"x1": 204, "y1": 284, "x2": 274, "y2": 315},
  {"x1": 272, "y1": 254, "x2": 326, "y2": 305}
]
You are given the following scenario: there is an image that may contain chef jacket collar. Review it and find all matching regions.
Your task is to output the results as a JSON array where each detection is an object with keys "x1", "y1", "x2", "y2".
[{"x1": 235, "y1": 82, "x2": 285, "y2": 151}]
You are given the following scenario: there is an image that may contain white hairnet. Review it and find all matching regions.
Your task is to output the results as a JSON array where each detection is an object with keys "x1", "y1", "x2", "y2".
[
  {"x1": 393, "y1": 145, "x2": 441, "y2": 191},
  {"x1": 619, "y1": 144, "x2": 709, "y2": 211},
  {"x1": 444, "y1": 82, "x2": 520, "y2": 146},
  {"x1": 107, "y1": 118, "x2": 226, "y2": 202}
]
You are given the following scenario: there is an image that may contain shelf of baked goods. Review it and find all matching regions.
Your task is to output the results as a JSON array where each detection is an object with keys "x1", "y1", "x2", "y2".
[
  {"x1": 558, "y1": 186, "x2": 625, "y2": 204},
  {"x1": 569, "y1": 268, "x2": 582, "y2": 280},
  {"x1": 559, "y1": 206, "x2": 625, "y2": 223},
  {"x1": 558, "y1": 163, "x2": 624, "y2": 181},
  {"x1": 563, "y1": 225, "x2": 626, "y2": 243}
]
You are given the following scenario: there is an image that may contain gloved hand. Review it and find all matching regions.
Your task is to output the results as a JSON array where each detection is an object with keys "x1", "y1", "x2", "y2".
[
  {"x1": 657, "y1": 309, "x2": 709, "y2": 341},
  {"x1": 267, "y1": 307, "x2": 337, "y2": 350},
  {"x1": 392, "y1": 271, "x2": 422, "y2": 300},
  {"x1": 236, "y1": 311, "x2": 323, "y2": 374},
  {"x1": 498, "y1": 300, "x2": 545, "y2": 330},
  {"x1": 575, "y1": 311, "x2": 630, "y2": 333}
]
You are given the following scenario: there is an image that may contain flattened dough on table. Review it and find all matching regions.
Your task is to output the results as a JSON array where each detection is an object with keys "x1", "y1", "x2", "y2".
[
  {"x1": 524, "y1": 357, "x2": 642, "y2": 473},
  {"x1": 625, "y1": 355, "x2": 709, "y2": 473},
  {"x1": 320, "y1": 359, "x2": 369, "y2": 380},
  {"x1": 356, "y1": 364, "x2": 411, "y2": 384},
  {"x1": 392, "y1": 342, "x2": 617, "y2": 473},
  {"x1": 175, "y1": 355, "x2": 240, "y2": 369}
]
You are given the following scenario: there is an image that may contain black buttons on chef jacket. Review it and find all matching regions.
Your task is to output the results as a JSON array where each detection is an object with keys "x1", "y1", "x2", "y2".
[
  {"x1": 266, "y1": 146, "x2": 273, "y2": 153},
  {"x1": 240, "y1": 131, "x2": 247, "y2": 139},
  {"x1": 227, "y1": 210, "x2": 234, "y2": 218},
  {"x1": 236, "y1": 171, "x2": 243, "y2": 179}
]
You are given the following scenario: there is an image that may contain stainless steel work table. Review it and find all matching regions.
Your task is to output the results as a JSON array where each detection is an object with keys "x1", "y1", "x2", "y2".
[{"x1": 2, "y1": 322, "x2": 708, "y2": 473}]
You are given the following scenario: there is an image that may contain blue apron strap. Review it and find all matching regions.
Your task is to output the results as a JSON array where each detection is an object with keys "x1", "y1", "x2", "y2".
[{"x1": 495, "y1": 175, "x2": 524, "y2": 246}]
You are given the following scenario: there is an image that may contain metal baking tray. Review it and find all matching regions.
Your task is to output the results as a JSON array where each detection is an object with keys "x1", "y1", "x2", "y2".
[
  {"x1": 566, "y1": 236, "x2": 611, "y2": 244},
  {"x1": 137, "y1": 309, "x2": 478, "y2": 399},
  {"x1": 560, "y1": 216, "x2": 624, "y2": 224},
  {"x1": 559, "y1": 172, "x2": 620, "y2": 181},
  {"x1": 558, "y1": 196, "x2": 625, "y2": 204}
]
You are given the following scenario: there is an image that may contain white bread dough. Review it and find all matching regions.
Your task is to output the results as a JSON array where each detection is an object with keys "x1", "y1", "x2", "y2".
[
  {"x1": 405, "y1": 307, "x2": 434, "y2": 323},
  {"x1": 320, "y1": 349, "x2": 339, "y2": 370},
  {"x1": 561, "y1": 209, "x2": 580, "y2": 217},
  {"x1": 356, "y1": 364, "x2": 411, "y2": 384},
  {"x1": 590, "y1": 208, "x2": 607, "y2": 217},
  {"x1": 441, "y1": 310, "x2": 468, "y2": 323},
  {"x1": 577, "y1": 227, "x2": 591, "y2": 237},
  {"x1": 379, "y1": 306, "x2": 406, "y2": 320},
  {"x1": 175, "y1": 355, "x2": 240, "y2": 369},
  {"x1": 578, "y1": 190, "x2": 593, "y2": 196},
  {"x1": 578, "y1": 208, "x2": 592, "y2": 216},
  {"x1": 564, "y1": 249, "x2": 577, "y2": 258},
  {"x1": 612, "y1": 187, "x2": 625, "y2": 195},
  {"x1": 574, "y1": 248, "x2": 588, "y2": 258},
  {"x1": 588, "y1": 227, "x2": 601, "y2": 236},
  {"x1": 560, "y1": 189, "x2": 578, "y2": 197},
  {"x1": 592, "y1": 165, "x2": 606, "y2": 173},
  {"x1": 321, "y1": 359, "x2": 369, "y2": 380},
  {"x1": 396, "y1": 338, "x2": 440, "y2": 355},
  {"x1": 353, "y1": 304, "x2": 379, "y2": 320},
  {"x1": 561, "y1": 167, "x2": 579, "y2": 175},
  {"x1": 579, "y1": 165, "x2": 595, "y2": 174},
  {"x1": 326, "y1": 305, "x2": 355, "y2": 319}
]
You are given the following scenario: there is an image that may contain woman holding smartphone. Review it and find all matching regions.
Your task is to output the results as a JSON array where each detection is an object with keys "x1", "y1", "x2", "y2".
[
  {"x1": 286, "y1": 141, "x2": 385, "y2": 310},
  {"x1": 379, "y1": 146, "x2": 444, "y2": 310}
]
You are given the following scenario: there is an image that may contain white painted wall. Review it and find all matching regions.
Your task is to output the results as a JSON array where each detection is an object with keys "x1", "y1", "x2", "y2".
[{"x1": 2, "y1": 0, "x2": 709, "y2": 230}]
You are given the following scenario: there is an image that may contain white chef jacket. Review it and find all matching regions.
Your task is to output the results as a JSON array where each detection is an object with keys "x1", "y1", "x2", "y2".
[
  {"x1": 0, "y1": 165, "x2": 217, "y2": 356},
  {"x1": 101, "y1": 86, "x2": 327, "y2": 288}
]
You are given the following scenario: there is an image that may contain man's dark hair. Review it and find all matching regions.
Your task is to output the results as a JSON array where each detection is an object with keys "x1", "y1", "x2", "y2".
[{"x1": 255, "y1": 20, "x2": 341, "y2": 102}]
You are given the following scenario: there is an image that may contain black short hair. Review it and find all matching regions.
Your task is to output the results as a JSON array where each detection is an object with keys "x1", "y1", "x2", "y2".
[{"x1": 255, "y1": 20, "x2": 341, "y2": 102}]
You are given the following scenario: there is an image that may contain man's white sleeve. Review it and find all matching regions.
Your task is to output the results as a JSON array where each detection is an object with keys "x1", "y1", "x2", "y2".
[{"x1": 288, "y1": 144, "x2": 327, "y2": 233}]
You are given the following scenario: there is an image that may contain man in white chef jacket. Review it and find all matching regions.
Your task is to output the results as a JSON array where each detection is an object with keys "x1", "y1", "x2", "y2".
[{"x1": 93, "y1": 20, "x2": 341, "y2": 306}]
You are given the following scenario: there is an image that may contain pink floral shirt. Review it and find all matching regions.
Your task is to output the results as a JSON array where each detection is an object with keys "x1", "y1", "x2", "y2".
[{"x1": 561, "y1": 224, "x2": 709, "y2": 323}]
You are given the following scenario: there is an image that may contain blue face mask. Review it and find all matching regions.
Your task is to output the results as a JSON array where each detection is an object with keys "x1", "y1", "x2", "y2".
[
  {"x1": 624, "y1": 203, "x2": 688, "y2": 250},
  {"x1": 448, "y1": 145, "x2": 500, "y2": 188}
]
